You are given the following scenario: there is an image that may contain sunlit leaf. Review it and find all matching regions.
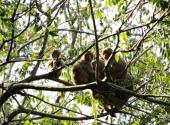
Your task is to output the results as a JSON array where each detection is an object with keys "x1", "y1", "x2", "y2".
[{"x1": 114, "y1": 54, "x2": 120, "y2": 62}]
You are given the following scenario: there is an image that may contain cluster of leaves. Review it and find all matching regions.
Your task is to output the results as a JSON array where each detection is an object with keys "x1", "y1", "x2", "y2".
[{"x1": 0, "y1": 0, "x2": 170, "y2": 125}]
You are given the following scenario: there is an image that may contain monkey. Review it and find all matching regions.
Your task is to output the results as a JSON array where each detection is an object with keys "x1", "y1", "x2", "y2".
[
  {"x1": 71, "y1": 51, "x2": 95, "y2": 85},
  {"x1": 70, "y1": 49, "x2": 133, "y2": 116},
  {"x1": 48, "y1": 49, "x2": 64, "y2": 78},
  {"x1": 102, "y1": 48, "x2": 127, "y2": 80},
  {"x1": 91, "y1": 48, "x2": 133, "y2": 116},
  {"x1": 102, "y1": 47, "x2": 133, "y2": 91},
  {"x1": 92, "y1": 59, "x2": 105, "y2": 80},
  {"x1": 92, "y1": 82, "x2": 118, "y2": 116},
  {"x1": 115, "y1": 72, "x2": 133, "y2": 101},
  {"x1": 92, "y1": 74, "x2": 133, "y2": 117}
]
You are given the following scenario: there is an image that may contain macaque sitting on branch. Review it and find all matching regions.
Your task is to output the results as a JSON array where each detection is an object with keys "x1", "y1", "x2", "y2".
[
  {"x1": 92, "y1": 48, "x2": 133, "y2": 116},
  {"x1": 102, "y1": 48, "x2": 127, "y2": 80},
  {"x1": 71, "y1": 51, "x2": 95, "y2": 85},
  {"x1": 70, "y1": 48, "x2": 133, "y2": 116},
  {"x1": 48, "y1": 49, "x2": 64, "y2": 78}
]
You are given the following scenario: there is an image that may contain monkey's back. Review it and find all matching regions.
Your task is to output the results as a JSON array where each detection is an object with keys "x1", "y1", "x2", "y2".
[
  {"x1": 107, "y1": 57, "x2": 127, "y2": 80},
  {"x1": 92, "y1": 59, "x2": 105, "y2": 80},
  {"x1": 71, "y1": 60, "x2": 95, "y2": 85}
]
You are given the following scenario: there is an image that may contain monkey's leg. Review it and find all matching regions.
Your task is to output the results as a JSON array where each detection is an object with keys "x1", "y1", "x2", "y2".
[{"x1": 104, "y1": 105, "x2": 117, "y2": 117}]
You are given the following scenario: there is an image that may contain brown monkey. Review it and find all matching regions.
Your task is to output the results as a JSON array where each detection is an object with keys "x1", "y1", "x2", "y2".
[
  {"x1": 48, "y1": 49, "x2": 64, "y2": 78},
  {"x1": 116, "y1": 72, "x2": 133, "y2": 100},
  {"x1": 92, "y1": 74, "x2": 133, "y2": 116},
  {"x1": 102, "y1": 48, "x2": 133, "y2": 91},
  {"x1": 92, "y1": 48, "x2": 133, "y2": 116},
  {"x1": 102, "y1": 48, "x2": 127, "y2": 80},
  {"x1": 71, "y1": 51, "x2": 95, "y2": 85},
  {"x1": 92, "y1": 83, "x2": 118, "y2": 116},
  {"x1": 92, "y1": 59, "x2": 105, "y2": 80}
]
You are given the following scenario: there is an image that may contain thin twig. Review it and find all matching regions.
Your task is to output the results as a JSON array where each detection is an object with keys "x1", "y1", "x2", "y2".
[
  {"x1": 6, "y1": 0, "x2": 21, "y2": 62},
  {"x1": 88, "y1": 0, "x2": 99, "y2": 83}
]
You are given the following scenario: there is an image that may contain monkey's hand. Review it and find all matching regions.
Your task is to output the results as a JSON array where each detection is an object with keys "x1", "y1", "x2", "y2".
[{"x1": 108, "y1": 108, "x2": 118, "y2": 117}]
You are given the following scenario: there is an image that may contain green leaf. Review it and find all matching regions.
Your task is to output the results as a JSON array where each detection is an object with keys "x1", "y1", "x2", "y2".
[
  {"x1": 0, "y1": 33, "x2": 3, "y2": 42},
  {"x1": 114, "y1": 54, "x2": 120, "y2": 62},
  {"x1": 24, "y1": 120, "x2": 33, "y2": 125},
  {"x1": 49, "y1": 31, "x2": 58, "y2": 36},
  {"x1": 34, "y1": 24, "x2": 42, "y2": 32},
  {"x1": 120, "y1": 32, "x2": 128, "y2": 41},
  {"x1": 96, "y1": 11, "x2": 104, "y2": 19},
  {"x1": 117, "y1": 0, "x2": 124, "y2": 11},
  {"x1": 105, "y1": 0, "x2": 117, "y2": 7}
]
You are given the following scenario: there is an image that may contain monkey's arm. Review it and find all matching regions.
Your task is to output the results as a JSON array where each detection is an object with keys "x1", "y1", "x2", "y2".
[
  {"x1": 53, "y1": 59, "x2": 64, "y2": 70},
  {"x1": 48, "y1": 61, "x2": 54, "y2": 71}
]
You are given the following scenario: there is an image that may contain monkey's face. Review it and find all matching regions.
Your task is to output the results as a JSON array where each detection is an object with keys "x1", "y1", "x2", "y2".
[
  {"x1": 52, "y1": 49, "x2": 60, "y2": 59},
  {"x1": 102, "y1": 48, "x2": 112, "y2": 60},
  {"x1": 84, "y1": 51, "x2": 94, "y2": 62}
]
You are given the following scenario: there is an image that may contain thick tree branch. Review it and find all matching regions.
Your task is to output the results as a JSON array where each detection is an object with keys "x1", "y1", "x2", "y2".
[
  {"x1": 0, "y1": 82, "x2": 95, "y2": 108},
  {"x1": 1, "y1": 81, "x2": 170, "y2": 109},
  {"x1": 2, "y1": 108, "x2": 108, "y2": 125},
  {"x1": 106, "y1": 82, "x2": 170, "y2": 106}
]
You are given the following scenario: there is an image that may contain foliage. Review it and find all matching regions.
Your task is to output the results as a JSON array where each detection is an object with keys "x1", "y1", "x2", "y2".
[{"x1": 0, "y1": 0, "x2": 170, "y2": 125}]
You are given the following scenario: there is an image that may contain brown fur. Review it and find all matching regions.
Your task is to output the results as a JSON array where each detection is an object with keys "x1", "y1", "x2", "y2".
[
  {"x1": 102, "y1": 48, "x2": 127, "y2": 80},
  {"x1": 71, "y1": 51, "x2": 95, "y2": 85},
  {"x1": 48, "y1": 49, "x2": 64, "y2": 78},
  {"x1": 92, "y1": 59, "x2": 105, "y2": 80},
  {"x1": 92, "y1": 48, "x2": 133, "y2": 116}
]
